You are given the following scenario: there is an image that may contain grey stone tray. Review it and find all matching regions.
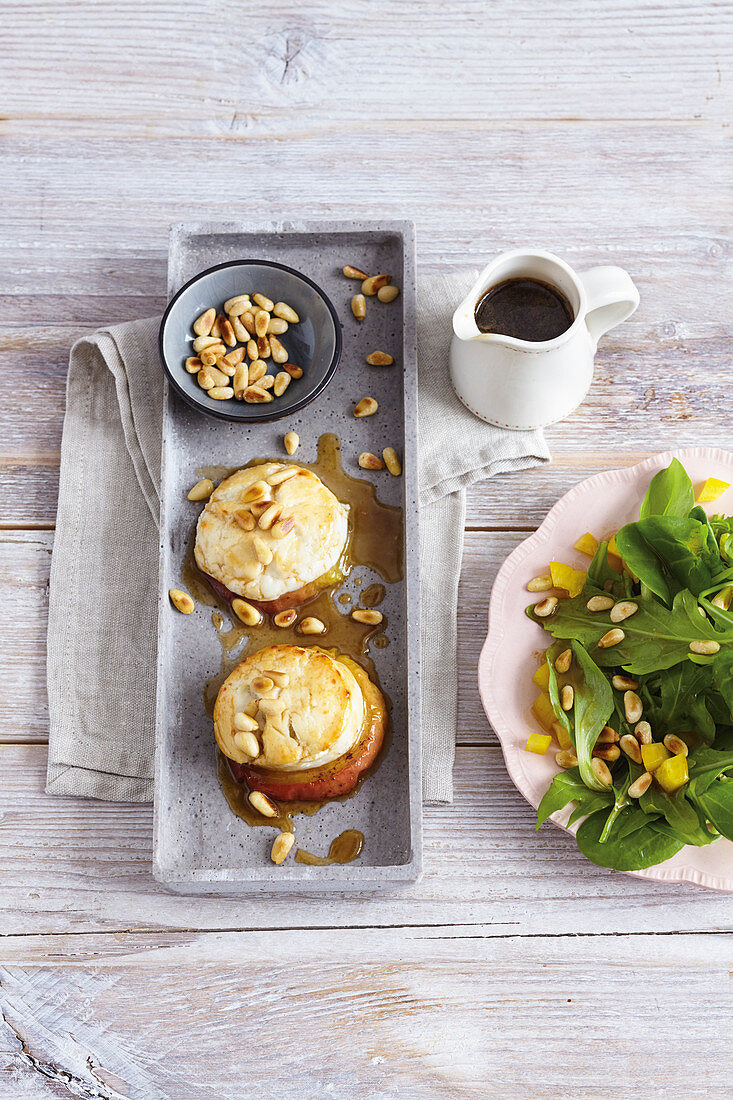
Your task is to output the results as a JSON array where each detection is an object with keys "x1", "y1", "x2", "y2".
[{"x1": 153, "y1": 220, "x2": 422, "y2": 893}]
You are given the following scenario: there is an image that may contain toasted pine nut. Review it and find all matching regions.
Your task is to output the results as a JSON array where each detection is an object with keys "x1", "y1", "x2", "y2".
[
  {"x1": 252, "y1": 675, "x2": 275, "y2": 694},
  {"x1": 193, "y1": 308, "x2": 216, "y2": 337},
  {"x1": 610, "y1": 601, "x2": 638, "y2": 623},
  {"x1": 222, "y1": 347, "x2": 246, "y2": 369},
  {"x1": 377, "y1": 284, "x2": 400, "y2": 303},
  {"x1": 555, "y1": 750, "x2": 578, "y2": 768},
  {"x1": 220, "y1": 318, "x2": 236, "y2": 347},
  {"x1": 244, "y1": 386, "x2": 274, "y2": 404},
  {"x1": 272, "y1": 517, "x2": 295, "y2": 539},
  {"x1": 234, "y1": 711, "x2": 259, "y2": 732},
  {"x1": 352, "y1": 609, "x2": 383, "y2": 625},
  {"x1": 624, "y1": 690, "x2": 643, "y2": 723},
  {"x1": 271, "y1": 831, "x2": 295, "y2": 865},
  {"x1": 366, "y1": 350, "x2": 394, "y2": 366},
  {"x1": 257, "y1": 336, "x2": 270, "y2": 360},
  {"x1": 343, "y1": 265, "x2": 368, "y2": 280},
  {"x1": 187, "y1": 478, "x2": 215, "y2": 502},
  {"x1": 274, "y1": 371, "x2": 291, "y2": 397},
  {"x1": 197, "y1": 368, "x2": 216, "y2": 390},
  {"x1": 598, "y1": 628, "x2": 625, "y2": 648},
  {"x1": 232, "y1": 598, "x2": 263, "y2": 627},
  {"x1": 265, "y1": 670, "x2": 290, "y2": 688},
  {"x1": 612, "y1": 674, "x2": 639, "y2": 690},
  {"x1": 689, "y1": 639, "x2": 720, "y2": 655},
  {"x1": 284, "y1": 432, "x2": 299, "y2": 455},
  {"x1": 259, "y1": 374, "x2": 275, "y2": 390},
  {"x1": 593, "y1": 744, "x2": 621, "y2": 761},
  {"x1": 210, "y1": 313, "x2": 226, "y2": 339},
  {"x1": 664, "y1": 734, "x2": 689, "y2": 756},
  {"x1": 253, "y1": 536, "x2": 273, "y2": 565},
  {"x1": 527, "y1": 575, "x2": 554, "y2": 592},
  {"x1": 200, "y1": 345, "x2": 226, "y2": 367},
  {"x1": 561, "y1": 685, "x2": 574, "y2": 711},
  {"x1": 351, "y1": 294, "x2": 366, "y2": 320},
  {"x1": 587, "y1": 595, "x2": 615, "y2": 612},
  {"x1": 534, "y1": 597, "x2": 558, "y2": 618},
  {"x1": 361, "y1": 274, "x2": 391, "y2": 296},
  {"x1": 224, "y1": 294, "x2": 251, "y2": 316},
  {"x1": 234, "y1": 508, "x2": 256, "y2": 531},
  {"x1": 383, "y1": 447, "x2": 401, "y2": 476},
  {"x1": 250, "y1": 500, "x2": 271, "y2": 519},
  {"x1": 253, "y1": 292, "x2": 274, "y2": 311},
  {"x1": 233, "y1": 730, "x2": 259, "y2": 758},
  {"x1": 628, "y1": 772, "x2": 653, "y2": 799},
  {"x1": 243, "y1": 480, "x2": 271, "y2": 504},
  {"x1": 712, "y1": 588, "x2": 733, "y2": 610},
  {"x1": 231, "y1": 315, "x2": 248, "y2": 343},
  {"x1": 268, "y1": 466, "x2": 299, "y2": 486},
  {"x1": 354, "y1": 397, "x2": 378, "y2": 418},
  {"x1": 592, "y1": 758, "x2": 613, "y2": 787},
  {"x1": 205, "y1": 365, "x2": 229, "y2": 387},
  {"x1": 258, "y1": 502, "x2": 283, "y2": 530},
  {"x1": 246, "y1": 338, "x2": 259, "y2": 360},
  {"x1": 248, "y1": 790, "x2": 277, "y2": 818},
  {"x1": 554, "y1": 648, "x2": 572, "y2": 673},
  {"x1": 359, "y1": 452, "x2": 384, "y2": 470},
  {"x1": 274, "y1": 609, "x2": 297, "y2": 628},
  {"x1": 620, "y1": 734, "x2": 643, "y2": 764},
  {"x1": 185, "y1": 356, "x2": 203, "y2": 373},
  {"x1": 233, "y1": 364, "x2": 249, "y2": 400},
  {"x1": 299, "y1": 616, "x2": 326, "y2": 635},
  {"x1": 273, "y1": 302, "x2": 300, "y2": 323},
  {"x1": 597, "y1": 726, "x2": 620, "y2": 744},
  {"x1": 241, "y1": 311, "x2": 256, "y2": 336},
  {"x1": 267, "y1": 317, "x2": 289, "y2": 335},
  {"x1": 192, "y1": 334, "x2": 220, "y2": 353},
  {"x1": 269, "y1": 336, "x2": 288, "y2": 364},
  {"x1": 248, "y1": 360, "x2": 267, "y2": 384},
  {"x1": 699, "y1": 605, "x2": 708, "y2": 618},
  {"x1": 209, "y1": 386, "x2": 234, "y2": 400},
  {"x1": 283, "y1": 362, "x2": 303, "y2": 379},
  {"x1": 634, "y1": 720, "x2": 653, "y2": 745},
  {"x1": 169, "y1": 588, "x2": 194, "y2": 614}
]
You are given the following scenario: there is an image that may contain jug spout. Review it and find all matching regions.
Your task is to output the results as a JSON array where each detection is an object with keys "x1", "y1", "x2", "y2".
[{"x1": 452, "y1": 289, "x2": 483, "y2": 341}]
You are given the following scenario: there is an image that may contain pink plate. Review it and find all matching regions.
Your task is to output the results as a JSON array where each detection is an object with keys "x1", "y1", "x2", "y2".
[{"x1": 479, "y1": 447, "x2": 733, "y2": 891}]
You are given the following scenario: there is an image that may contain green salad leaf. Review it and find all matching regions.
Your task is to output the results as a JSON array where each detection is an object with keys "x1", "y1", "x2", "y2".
[
  {"x1": 570, "y1": 642, "x2": 614, "y2": 790},
  {"x1": 536, "y1": 767, "x2": 613, "y2": 828},
  {"x1": 616, "y1": 516, "x2": 719, "y2": 602},
  {"x1": 639, "y1": 457, "x2": 694, "y2": 520},
  {"x1": 576, "y1": 809, "x2": 685, "y2": 871}
]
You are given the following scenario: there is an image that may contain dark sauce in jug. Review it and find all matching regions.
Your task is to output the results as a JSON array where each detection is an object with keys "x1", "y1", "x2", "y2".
[{"x1": 475, "y1": 277, "x2": 574, "y2": 342}]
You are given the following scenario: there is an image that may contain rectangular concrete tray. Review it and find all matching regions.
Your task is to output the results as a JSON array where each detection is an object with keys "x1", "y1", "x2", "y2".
[{"x1": 153, "y1": 220, "x2": 422, "y2": 893}]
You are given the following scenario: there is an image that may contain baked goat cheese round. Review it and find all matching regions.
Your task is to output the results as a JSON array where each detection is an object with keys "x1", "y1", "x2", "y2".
[{"x1": 194, "y1": 462, "x2": 349, "y2": 606}]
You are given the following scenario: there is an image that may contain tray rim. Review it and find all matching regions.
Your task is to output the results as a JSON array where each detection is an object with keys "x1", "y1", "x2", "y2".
[{"x1": 153, "y1": 218, "x2": 422, "y2": 892}]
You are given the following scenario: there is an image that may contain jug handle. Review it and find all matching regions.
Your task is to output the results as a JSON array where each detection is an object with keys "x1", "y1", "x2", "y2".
[{"x1": 578, "y1": 266, "x2": 640, "y2": 345}]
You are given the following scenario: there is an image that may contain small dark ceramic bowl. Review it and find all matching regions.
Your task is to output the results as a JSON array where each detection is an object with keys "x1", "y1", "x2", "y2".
[{"x1": 158, "y1": 259, "x2": 342, "y2": 422}]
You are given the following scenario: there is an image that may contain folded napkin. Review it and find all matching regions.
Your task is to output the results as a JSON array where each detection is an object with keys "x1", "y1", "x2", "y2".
[{"x1": 47, "y1": 271, "x2": 549, "y2": 805}]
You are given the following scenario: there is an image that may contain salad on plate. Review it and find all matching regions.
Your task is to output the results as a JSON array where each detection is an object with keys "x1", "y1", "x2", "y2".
[{"x1": 525, "y1": 459, "x2": 733, "y2": 871}]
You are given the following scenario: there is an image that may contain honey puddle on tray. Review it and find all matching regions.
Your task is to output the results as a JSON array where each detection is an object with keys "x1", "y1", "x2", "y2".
[{"x1": 182, "y1": 433, "x2": 403, "y2": 854}]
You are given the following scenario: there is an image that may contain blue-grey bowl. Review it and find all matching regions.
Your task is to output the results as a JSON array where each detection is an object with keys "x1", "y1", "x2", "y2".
[{"x1": 158, "y1": 259, "x2": 342, "y2": 423}]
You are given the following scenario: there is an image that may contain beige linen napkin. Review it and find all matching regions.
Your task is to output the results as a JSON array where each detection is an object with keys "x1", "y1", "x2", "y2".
[{"x1": 46, "y1": 272, "x2": 549, "y2": 804}]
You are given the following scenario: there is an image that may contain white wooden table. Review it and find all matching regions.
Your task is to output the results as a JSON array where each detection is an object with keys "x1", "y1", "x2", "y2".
[{"x1": 1, "y1": 3, "x2": 732, "y2": 1096}]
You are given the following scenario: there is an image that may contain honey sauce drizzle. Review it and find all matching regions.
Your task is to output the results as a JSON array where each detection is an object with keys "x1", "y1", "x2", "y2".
[{"x1": 295, "y1": 830, "x2": 365, "y2": 865}]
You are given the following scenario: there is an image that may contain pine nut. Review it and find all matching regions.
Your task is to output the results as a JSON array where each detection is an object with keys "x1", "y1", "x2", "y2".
[
  {"x1": 597, "y1": 726, "x2": 619, "y2": 743},
  {"x1": 274, "y1": 371, "x2": 291, "y2": 397},
  {"x1": 612, "y1": 674, "x2": 639, "y2": 690},
  {"x1": 222, "y1": 347, "x2": 245, "y2": 369},
  {"x1": 253, "y1": 536, "x2": 273, "y2": 565},
  {"x1": 664, "y1": 734, "x2": 689, "y2": 757},
  {"x1": 267, "y1": 317, "x2": 289, "y2": 335},
  {"x1": 527, "y1": 575, "x2": 553, "y2": 592},
  {"x1": 634, "y1": 720, "x2": 653, "y2": 744},
  {"x1": 283, "y1": 362, "x2": 303, "y2": 379},
  {"x1": 284, "y1": 432, "x2": 299, "y2": 455},
  {"x1": 209, "y1": 386, "x2": 234, "y2": 400},
  {"x1": 192, "y1": 334, "x2": 220, "y2": 353},
  {"x1": 352, "y1": 609, "x2": 383, "y2": 625},
  {"x1": 620, "y1": 734, "x2": 643, "y2": 764},
  {"x1": 242, "y1": 310, "x2": 256, "y2": 336},
  {"x1": 354, "y1": 397, "x2": 378, "y2": 418},
  {"x1": 561, "y1": 685, "x2": 574, "y2": 711},
  {"x1": 274, "y1": 609, "x2": 297, "y2": 628},
  {"x1": 299, "y1": 616, "x2": 326, "y2": 635},
  {"x1": 205, "y1": 365, "x2": 229, "y2": 387},
  {"x1": 587, "y1": 595, "x2": 615, "y2": 612},
  {"x1": 377, "y1": 285, "x2": 400, "y2": 303},
  {"x1": 258, "y1": 502, "x2": 283, "y2": 530},
  {"x1": 210, "y1": 313, "x2": 226, "y2": 339},
  {"x1": 366, "y1": 350, "x2": 394, "y2": 366},
  {"x1": 593, "y1": 744, "x2": 620, "y2": 761},
  {"x1": 257, "y1": 336, "x2": 271, "y2": 359},
  {"x1": 187, "y1": 478, "x2": 215, "y2": 502},
  {"x1": 689, "y1": 640, "x2": 720, "y2": 655},
  {"x1": 200, "y1": 345, "x2": 226, "y2": 367},
  {"x1": 234, "y1": 730, "x2": 259, "y2": 758},
  {"x1": 271, "y1": 831, "x2": 295, "y2": 864},
  {"x1": 250, "y1": 501, "x2": 271, "y2": 519},
  {"x1": 248, "y1": 790, "x2": 278, "y2": 818},
  {"x1": 554, "y1": 648, "x2": 572, "y2": 673},
  {"x1": 232, "y1": 598, "x2": 263, "y2": 627},
  {"x1": 252, "y1": 675, "x2": 275, "y2": 694},
  {"x1": 233, "y1": 365, "x2": 249, "y2": 400},
  {"x1": 534, "y1": 597, "x2": 558, "y2": 618},
  {"x1": 351, "y1": 294, "x2": 366, "y2": 320},
  {"x1": 253, "y1": 293, "x2": 274, "y2": 311},
  {"x1": 224, "y1": 295, "x2": 251, "y2": 316},
  {"x1": 628, "y1": 772, "x2": 653, "y2": 799},
  {"x1": 244, "y1": 481, "x2": 271, "y2": 504},
  {"x1": 258, "y1": 697, "x2": 286, "y2": 717},
  {"x1": 555, "y1": 750, "x2": 578, "y2": 768},
  {"x1": 249, "y1": 360, "x2": 267, "y2": 384},
  {"x1": 273, "y1": 302, "x2": 300, "y2": 323},
  {"x1": 624, "y1": 690, "x2": 643, "y2": 723},
  {"x1": 197, "y1": 368, "x2": 216, "y2": 390},
  {"x1": 598, "y1": 628, "x2": 625, "y2": 648},
  {"x1": 359, "y1": 452, "x2": 384, "y2": 470},
  {"x1": 193, "y1": 308, "x2": 216, "y2": 337},
  {"x1": 268, "y1": 466, "x2": 299, "y2": 486},
  {"x1": 247, "y1": 339, "x2": 259, "y2": 360},
  {"x1": 185, "y1": 356, "x2": 203, "y2": 373},
  {"x1": 230, "y1": 316, "x2": 247, "y2": 343},
  {"x1": 244, "y1": 386, "x2": 274, "y2": 403},
  {"x1": 383, "y1": 447, "x2": 401, "y2": 476},
  {"x1": 698, "y1": 606, "x2": 707, "y2": 618},
  {"x1": 269, "y1": 336, "x2": 288, "y2": 364},
  {"x1": 266, "y1": 670, "x2": 291, "y2": 688},
  {"x1": 234, "y1": 509, "x2": 256, "y2": 531},
  {"x1": 361, "y1": 274, "x2": 391, "y2": 296},
  {"x1": 343, "y1": 265, "x2": 368, "y2": 280},
  {"x1": 169, "y1": 588, "x2": 194, "y2": 614},
  {"x1": 234, "y1": 711, "x2": 259, "y2": 732},
  {"x1": 272, "y1": 517, "x2": 295, "y2": 539},
  {"x1": 592, "y1": 758, "x2": 613, "y2": 787},
  {"x1": 259, "y1": 374, "x2": 275, "y2": 390},
  {"x1": 610, "y1": 601, "x2": 638, "y2": 623},
  {"x1": 220, "y1": 318, "x2": 236, "y2": 347}
]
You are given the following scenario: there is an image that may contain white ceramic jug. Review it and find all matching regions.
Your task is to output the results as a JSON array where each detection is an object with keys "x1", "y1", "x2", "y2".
[{"x1": 449, "y1": 249, "x2": 639, "y2": 430}]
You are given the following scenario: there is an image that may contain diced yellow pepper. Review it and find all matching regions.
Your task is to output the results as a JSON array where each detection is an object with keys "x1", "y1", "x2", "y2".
[
  {"x1": 526, "y1": 731, "x2": 552, "y2": 755},
  {"x1": 549, "y1": 561, "x2": 587, "y2": 599},
  {"x1": 697, "y1": 477, "x2": 730, "y2": 503},
  {"x1": 641, "y1": 742, "x2": 672, "y2": 772},
  {"x1": 532, "y1": 660, "x2": 551, "y2": 690},
  {"x1": 607, "y1": 535, "x2": 623, "y2": 573},
  {"x1": 574, "y1": 532, "x2": 599, "y2": 558},
  {"x1": 552, "y1": 720, "x2": 573, "y2": 751},
  {"x1": 531, "y1": 692, "x2": 556, "y2": 733},
  {"x1": 654, "y1": 753, "x2": 689, "y2": 793}
]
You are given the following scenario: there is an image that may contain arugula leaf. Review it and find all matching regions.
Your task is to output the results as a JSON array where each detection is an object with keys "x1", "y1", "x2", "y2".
[
  {"x1": 536, "y1": 767, "x2": 613, "y2": 828},
  {"x1": 638, "y1": 785, "x2": 716, "y2": 847},
  {"x1": 639, "y1": 458, "x2": 694, "y2": 520},
  {"x1": 686, "y1": 747, "x2": 733, "y2": 796},
  {"x1": 546, "y1": 655, "x2": 573, "y2": 743},
  {"x1": 647, "y1": 661, "x2": 717, "y2": 743},
  {"x1": 586, "y1": 540, "x2": 621, "y2": 593},
  {"x1": 571, "y1": 642, "x2": 614, "y2": 790},
  {"x1": 616, "y1": 516, "x2": 719, "y2": 601},
  {"x1": 692, "y1": 780, "x2": 733, "y2": 842},
  {"x1": 712, "y1": 650, "x2": 733, "y2": 718},
  {"x1": 576, "y1": 808, "x2": 685, "y2": 870},
  {"x1": 598, "y1": 769, "x2": 633, "y2": 842}
]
